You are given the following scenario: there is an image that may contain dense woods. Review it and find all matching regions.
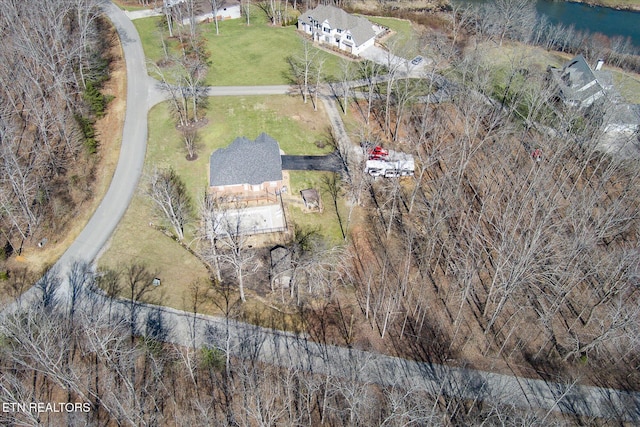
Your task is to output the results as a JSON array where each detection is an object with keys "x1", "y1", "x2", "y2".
[
  {"x1": 0, "y1": 0, "x2": 112, "y2": 257},
  {"x1": 336, "y1": 0, "x2": 640, "y2": 391},
  {"x1": 348, "y1": 81, "x2": 640, "y2": 379},
  {"x1": 1, "y1": 265, "x2": 571, "y2": 426}
]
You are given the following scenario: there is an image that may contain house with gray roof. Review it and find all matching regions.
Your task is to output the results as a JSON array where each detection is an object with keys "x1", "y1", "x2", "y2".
[
  {"x1": 548, "y1": 55, "x2": 640, "y2": 157},
  {"x1": 297, "y1": 5, "x2": 379, "y2": 56},
  {"x1": 209, "y1": 133, "x2": 283, "y2": 195},
  {"x1": 547, "y1": 55, "x2": 607, "y2": 108}
]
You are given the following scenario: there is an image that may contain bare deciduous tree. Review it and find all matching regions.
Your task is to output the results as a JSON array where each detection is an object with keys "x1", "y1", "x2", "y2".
[
  {"x1": 147, "y1": 167, "x2": 193, "y2": 241},
  {"x1": 180, "y1": 126, "x2": 200, "y2": 160},
  {"x1": 205, "y1": 198, "x2": 259, "y2": 302},
  {"x1": 289, "y1": 38, "x2": 319, "y2": 105}
]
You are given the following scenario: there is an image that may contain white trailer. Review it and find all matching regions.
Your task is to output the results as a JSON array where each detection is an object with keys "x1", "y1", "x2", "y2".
[{"x1": 365, "y1": 150, "x2": 414, "y2": 177}]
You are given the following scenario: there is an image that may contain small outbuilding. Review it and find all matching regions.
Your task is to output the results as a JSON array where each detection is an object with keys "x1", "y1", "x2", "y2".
[{"x1": 300, "y1": 188, "x2": 321, "y2": 211}]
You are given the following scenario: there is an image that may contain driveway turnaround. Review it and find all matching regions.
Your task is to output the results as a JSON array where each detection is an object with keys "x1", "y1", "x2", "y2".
[{"x1": 359, "y1": 45, "x2": 430, "y2": 76}]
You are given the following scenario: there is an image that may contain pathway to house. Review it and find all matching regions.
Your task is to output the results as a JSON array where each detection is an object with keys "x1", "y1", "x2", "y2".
[
  {"x1": 5, "y1": 2, "x2": 640, "y2": 423},
  {"x1": 123, "y1": 7, "x2": 163, "y2": 20}
]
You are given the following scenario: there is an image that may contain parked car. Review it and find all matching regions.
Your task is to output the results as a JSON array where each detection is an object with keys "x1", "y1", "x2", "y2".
[{"x1": 411, "y1": 56, "x2": 423, "y2": 66}]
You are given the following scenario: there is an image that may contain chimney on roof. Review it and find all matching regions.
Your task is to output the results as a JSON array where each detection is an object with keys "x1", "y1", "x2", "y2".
[{"x1": 595, "y1": 59, "x2": 604, "y2": 71}]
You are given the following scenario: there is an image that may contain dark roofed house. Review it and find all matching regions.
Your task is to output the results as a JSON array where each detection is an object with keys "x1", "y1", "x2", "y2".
[
  {"x1": 209, "y1": 133, "x2": 283, "y2": 195},
  {"x1": 548, "y1": 55, "x2": 607, "y2": 108},
  {"x1": 548, "y1": 55, "x2": 640, "y2": 158},
  {"x1": 297, "y1": 5, "x2": 380, "y2": 56}
]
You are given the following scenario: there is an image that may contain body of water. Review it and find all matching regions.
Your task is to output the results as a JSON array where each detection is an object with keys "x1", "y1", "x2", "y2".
[{"x1": 455, "y1": 0, "x2": 640, "y2": 48}]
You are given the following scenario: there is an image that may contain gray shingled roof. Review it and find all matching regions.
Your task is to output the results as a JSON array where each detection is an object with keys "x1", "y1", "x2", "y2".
[
  {"x1": 562, "y1": 55, "x2": 596, "y2": 88},
  {"x1": 209, "y1": 133, "x2": 282, "y2": 187},
  {"x1": 550, "y1": 55, "x2": 605, "y2": 105},
  {"x1": 299, "y1": 5, "x2": 375, "y2": 46}
]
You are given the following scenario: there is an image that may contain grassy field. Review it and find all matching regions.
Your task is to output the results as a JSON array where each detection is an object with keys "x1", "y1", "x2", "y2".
[
  {"x1": 133, "y1": 16, "x2": 167, "y2": 64},
  {"x1": 134, "y1": 9, "x2": 344, "y2": 86},
  {"x1": 146, "y1": 95, "x2": 334, "y2": 203},
  {"x1": 472, "y1": 42, "x2": 567, "y2": 75},
  {"x1": 100, "y1": 95, "x2": 338, "y2": 309},
  {"x1": 612, "y1": 70, "x2": 640, "y2": 103},
  {"x1": 286, "y1": 171, "x2": 349, "y2": 245},
  {"x1": 98, "y1": 193, "x2": 212, "y2": 310},
  {"x1": 366, "y1": 15, "x2": 415, "y2": 47}
]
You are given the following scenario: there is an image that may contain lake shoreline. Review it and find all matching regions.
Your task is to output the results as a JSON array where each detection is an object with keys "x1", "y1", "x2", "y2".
[{"x1": 565, "y1": 0, "x2": 640, "y2": 13}]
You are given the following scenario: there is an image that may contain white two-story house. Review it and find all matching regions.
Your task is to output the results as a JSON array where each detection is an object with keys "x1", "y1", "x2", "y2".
[{"x1": 297, "y1": 5, "x2": 379, "y2": 56}]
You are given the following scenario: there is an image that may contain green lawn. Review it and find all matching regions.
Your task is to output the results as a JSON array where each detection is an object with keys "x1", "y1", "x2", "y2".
[
  {"x1": 100, "y1": 95, "x2": 338, "y2": 307},
  {"x1": 134, "y1": 10, "x2": 343, "y2": 86},
  {"x1": 366, "y1": 15, "x2": 415, "y2": 48},
  {"x1": 475, "y1": 43, "x2": 567, "y2": 75},
  {"x1": 287, "y1": 171, "x2": 349, "y2": 245},
  {"x1": 147, "y1": 95, "x2": 334, "y2": 203},
  {"x1": 133, "y1": 16, "x2": 168, "y2": 65},
  {"x1": 98, "y1": 193, "x2": 211, "y2": 310},
  {"x1": 612, "y1": 70, "x2": 640, "y2": 104}
]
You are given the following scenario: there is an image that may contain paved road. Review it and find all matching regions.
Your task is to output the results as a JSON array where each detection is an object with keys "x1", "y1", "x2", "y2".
[
  {"x1": 281, "y1": 152, "x2": 344, "y2": 173},
  {"x1": 39, "y1": 2, "x2": 151, "y2": 297},
  {"x1": 147, "y1": 82, "x2": 292, "y2": 109},
  {"x1": 6, "y1": 2, "x2": 639, "y2": 422},
  {"x1": 88, "y1": 295, "x2": 640, "y2": 423}
]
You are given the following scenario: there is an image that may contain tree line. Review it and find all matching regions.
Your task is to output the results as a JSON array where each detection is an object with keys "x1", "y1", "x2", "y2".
[
  {"x1": 0, "y1": 0, "x2": 113, "y2": 258},
  {"x1": 1, "y1": 261, "x2": 577, "y2": 426},
  {"x1": 336, "y1": 18, "x2": 640, "y2": 390},
  {"x1": 456, "y1": 0, "x2": 640, "y2": 73}
]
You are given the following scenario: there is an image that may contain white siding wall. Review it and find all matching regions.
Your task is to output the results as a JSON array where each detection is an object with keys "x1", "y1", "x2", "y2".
[
  {"x1": 298, "y1": 16, "x2": 375, "y2": 57},
  {"x1": 352, "y1": 37, "x2": 375, "y2": 56}
]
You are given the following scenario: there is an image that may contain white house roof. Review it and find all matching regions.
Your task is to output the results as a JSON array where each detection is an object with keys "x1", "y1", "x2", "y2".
[{"x1": 299, "y1": 5, "x2": 376, "y2": 46}]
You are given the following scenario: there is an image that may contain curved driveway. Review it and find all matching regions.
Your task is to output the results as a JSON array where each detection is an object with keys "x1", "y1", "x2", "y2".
[{"x1": 14, "y1": 2, "x2": 640, "y2": 422}]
